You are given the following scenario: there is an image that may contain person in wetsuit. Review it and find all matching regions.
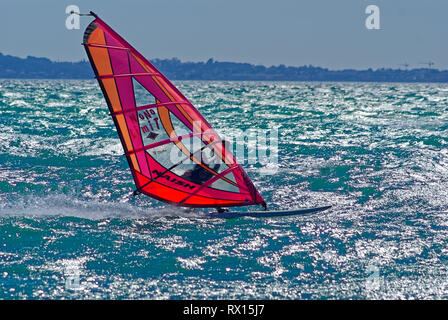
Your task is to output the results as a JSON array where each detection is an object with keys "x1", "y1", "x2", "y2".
[{"x1": 187, "y1": 163, "x2": 219, "y2": 185}]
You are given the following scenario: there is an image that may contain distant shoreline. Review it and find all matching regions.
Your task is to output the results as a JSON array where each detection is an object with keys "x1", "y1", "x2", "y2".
[{"x1": 1, "y1": 53, "x2": 447, "y2": 83}]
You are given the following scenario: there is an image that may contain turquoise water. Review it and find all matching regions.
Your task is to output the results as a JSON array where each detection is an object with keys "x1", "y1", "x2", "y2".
[{"x1": 1, "y1": 79, "x2": 448, "y2": 299}]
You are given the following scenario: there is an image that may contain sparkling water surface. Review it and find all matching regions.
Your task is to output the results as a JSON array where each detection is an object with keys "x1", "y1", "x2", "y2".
[{"x1": 1, "y1": 79, "x2": 448, "y2": 299}]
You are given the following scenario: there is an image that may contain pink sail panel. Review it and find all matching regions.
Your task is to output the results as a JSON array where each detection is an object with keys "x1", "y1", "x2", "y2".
[{"x1": 83, "y1": 13, "x2": 265, "y2": 208}]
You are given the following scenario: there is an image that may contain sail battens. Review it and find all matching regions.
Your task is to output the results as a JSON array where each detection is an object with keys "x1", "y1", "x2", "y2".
[{"x1": 83, "y1": 13, "x2": 266, "y2": 208}]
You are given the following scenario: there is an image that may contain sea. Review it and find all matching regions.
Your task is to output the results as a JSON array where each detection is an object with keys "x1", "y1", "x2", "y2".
[{"x1": 1, "y1": 79, "x2": 448, "y2": 299}]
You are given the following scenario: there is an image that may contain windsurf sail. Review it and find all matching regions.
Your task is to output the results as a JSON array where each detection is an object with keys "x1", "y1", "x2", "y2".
[{"x1": 82, "y1": 12, "x2": 265, "y2": 208}]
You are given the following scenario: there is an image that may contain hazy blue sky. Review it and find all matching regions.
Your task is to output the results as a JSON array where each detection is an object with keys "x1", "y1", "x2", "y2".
[{"x1": 0, "y1": 0, "x2": 447, "y2": 69}]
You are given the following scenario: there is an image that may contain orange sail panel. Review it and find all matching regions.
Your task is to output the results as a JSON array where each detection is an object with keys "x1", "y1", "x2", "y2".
[{"x1": 83, "y1": 13, "x2": 265, "y2": 208}]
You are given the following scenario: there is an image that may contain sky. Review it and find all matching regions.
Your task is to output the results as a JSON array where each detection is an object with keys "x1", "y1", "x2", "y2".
[{"x1": 0, "y1": 0, "x2": 447, "y2": 70}]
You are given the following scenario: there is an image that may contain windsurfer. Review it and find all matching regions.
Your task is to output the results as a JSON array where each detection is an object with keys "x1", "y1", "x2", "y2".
[{"x1": 183, "y1": 153, "x2": 220, "y2": 185}]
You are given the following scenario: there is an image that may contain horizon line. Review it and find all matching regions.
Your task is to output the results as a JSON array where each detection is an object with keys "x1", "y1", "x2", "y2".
[{"x1": 0, "y1": 52, "x2": 444, "y2": 73}]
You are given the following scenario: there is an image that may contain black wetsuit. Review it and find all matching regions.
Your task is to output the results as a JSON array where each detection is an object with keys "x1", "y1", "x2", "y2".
[{"x1": 187, "y1": 163, "x2": 220, "y2": 185}]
